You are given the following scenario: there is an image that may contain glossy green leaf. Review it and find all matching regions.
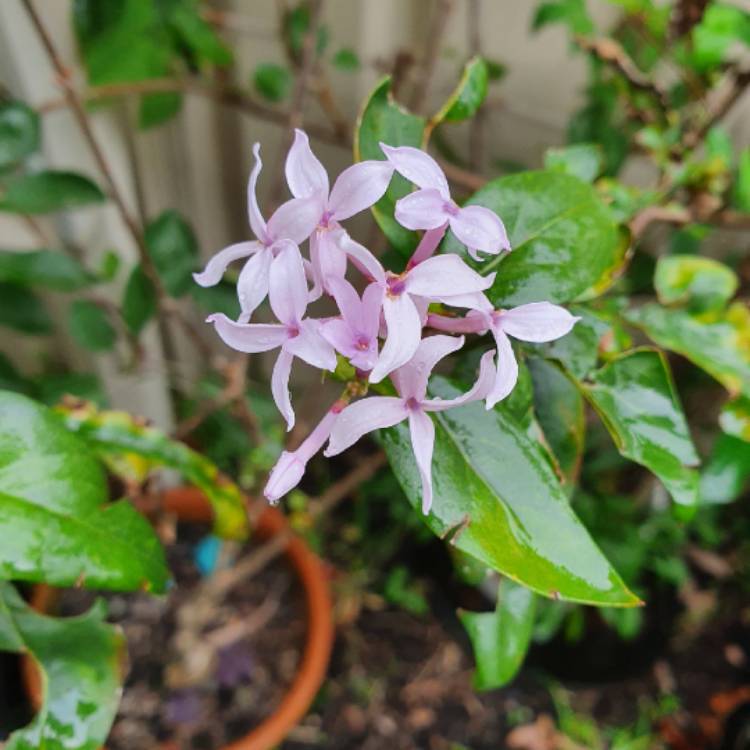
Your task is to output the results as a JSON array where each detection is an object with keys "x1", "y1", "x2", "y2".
[
  {"x1": 253, "y1": 63, "x2": 292, "y2": 102},
  {"x1": 700, "y1": 433, "x2": 750, "y2": 504},
  {"x1": 60, "y1": 400, "x2": 249, "y2": 540},
  {"x1": 626, "y1": 302, "x2": 750, "y2": 399},
  {"x1": 68, "y1": 300, "x2": 116, "y2": 352},
  {"x1": 122, "y1": 264, "x2": 157, "y2": 335},
  {"x1": 138, "y1": 92, "x2": 182, "y2": 129},
  {"x1": 735, "y1": 148, "x2": 750, "y2": 212},
  {"x1": 0, "y1": 582, "x2": 124, "y2": 750},
  {"x1": 145, "y1": 209, "x2": 199, "y2": 297},
  {"x1": 581, "y1": 348, "x2": 699, "y2": 509},
  {"x1": 459, "y1": 579, "x2": 536, "y2": 691},
  {"x1": 332, "y1": 48, "x2": 360, "y2": 71},
  {"x1": 720, "y1": 396, "x2": 750, "y2": 442},
  {"x1": 654, "y1": 255, "x2": 738, "y2": 312},
  {"x1": 543, "y1": 143, "x2": 603, "y2": 183},
  {"x1": 432, "y1": 57, "x2": 488, "y2": 125},
  {"x1": 382, "y1": 377, "x2": 639, "y2": 606},
  {"x1": 0, "y1": 101, "x2": 40, "y2": 171},
  {"x1": 0, "y1": 283, "x2": 52, "y2": 334},
  {"x1": 0, "y1": 249, "x2": 92, "y2": 291},
  {"x1": 0, "y1": 391, "x2": 168, "y2": 591},
  {"x1": 355, "y1": 77, "x2": 426, "y2": 258},
  {"x1": 443, "y1": 171, "x2": 628, "y2": 306},
  {"x1": 0, "y1": 171, "x2": 105, "y2": 214}
]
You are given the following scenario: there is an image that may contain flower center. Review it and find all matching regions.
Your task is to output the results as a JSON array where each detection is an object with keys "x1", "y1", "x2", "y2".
[
  {"x1": 287, "y1": 324, "x2": 300, "y2": 338},
  {"x1": 355, "y1": 335, "x2": 370, "y2": 351},
  {"x1": 385, "y1": 272, "x2": 406, "y2": 298},
  {"x1": 406, "y1": 397, "x2": 421, "y2": 411},
  {"x1": 319, "y1": 210, "x2": 335, "y2": 229},
  {"x1": 443, "y1": 200, "x2": 460, "y2": 217}
]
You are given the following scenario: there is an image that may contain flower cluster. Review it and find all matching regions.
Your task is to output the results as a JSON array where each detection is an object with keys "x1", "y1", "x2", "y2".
[{"x1": 196, "y1": 130, "x2": 578, "y2": 512}]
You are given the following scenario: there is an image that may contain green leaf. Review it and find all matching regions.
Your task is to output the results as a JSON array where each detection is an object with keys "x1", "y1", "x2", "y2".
[
  {"x1": 0, "y1": 391, "x2": 168, "y2": 591},
  {"x1": 0, "y1": 353, "x2": 32, "y2": 395},
  {"x1": 253, "y1": 63, "x2": 293, "y2": 102},
  {"x1": 720, "y1": 396, "x2": 750, "y2": 442},
  {"x1": 355, "y1": 77, "x2": 426, "y2": 258},
  {"x1": 283, "y1": 3, "x2": 328, "y2": 60},
  {"x1": 459, "y1": 579, "x2": 536, "y2": 690},
  {"x1": 332, "y1": 48, "x2": 360, "y2": 71},
  {"x1": 60, "y1": 401, "x2": 249, "y2": 540},
  {"x1": 443, "y1": 171, "x2": 628, "y2": 306},
  {"x1": 0, "y1": 249, "x2": 92, "y2": 291},
  {"x1": 700, "y1": 433, "x2": 750, "y2": 504},
  {"x1": 626, "y1": 302, "x2": 750, "y2": 399},
  {"x1": 0, "y1": 582, "x2": 124, "y2": 750},
  {"x1": 169, "y1": 2, "x2": 233, "y2": 68},
  {"x1": 543, "y1": 143, "x2": 603, "y2": 183},
  {"x1": 36, "y1": 372, "x2": 106, "y2": 408},
  {"x1": 144, "y1": 209, "x2": 199, "y2": 297},
  {"x1": 654, "y1": 255, "x2": 738, "y2": 312},
  {"x1": 0, "y1": 283, "x2": 52, "y2": 334},
  {"x1": 688, "y1": 2, "x2": 750, "y2": 72},
  {"x1": 122, "y1": 264, "x2": 157, "y2": 335},
  {"x1": 706, "y1": 126, "x2": 734, "y2": 168},
  {"x1": 431, "y1": 57, "x2": 488, "y2": 125},
  {"x1": 382, "y1": 377, "x2": 639, "y2": 606},
  {"x1": 485, "y1": 59, "x2": 507, "y2": 82},
  {"x1": 68, "y1": 300, "x2": 116, "y2": 352},
  {"x1": 581, "y1": 348, "x2": 699, "y2": 509},
  {"x1": 0, "y1": 171, "x2": 106, "y2": 214},
  {"x1": 734, "y1": 148, "x2": 750, "y2": 212},
  {"x1": 532, "y1": 0, "x2": 595, "y2": 35},
  {"x1": 0, "y1": 101, "x2": 40, "y2": 171},
  {"x1": 190, "y1": 280, "x2": 240, "y2": 319},
  {"x1": 138, "y1": 91, "x2": 183, "y2": 129}
]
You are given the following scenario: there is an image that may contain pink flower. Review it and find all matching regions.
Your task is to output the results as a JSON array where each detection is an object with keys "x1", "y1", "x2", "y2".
[
  {"x1": 325, "y1": 336, "x2": 495, "y2": 512},
  {"x1": 337, "y1": 231, "x2": 495, "y2": 383},
  {"x1": 429, "y1": 300, "x2": 580, "y2": 408},
  {"x1": 206, "y1": 243, "x2": 336, "y2": 431},
  {"x1": 381, "y1": 144, "x2": 510, "y2": 261},
  {"x1": 194, "y1": 143, "x2": 320, "y2": 321},
  {"x1": 286, "y1": 130, "x2": 394, "y2": 293}
]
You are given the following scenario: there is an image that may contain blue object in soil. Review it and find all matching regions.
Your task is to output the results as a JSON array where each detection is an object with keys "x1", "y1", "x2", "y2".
[{"x1": 194, "y1": 534, "x2": 222, "y2": 576}]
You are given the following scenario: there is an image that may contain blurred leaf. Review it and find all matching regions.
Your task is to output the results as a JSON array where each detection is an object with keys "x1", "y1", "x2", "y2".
[
  {"x1": 0, "y1": 283, "x2": 52, "y2": 334},
  {"x1": 283, "y1": 3, "x2": 328, "y2": 60},
  {"x1": 138, "y1": 91, "x2": 182, "y2": 129},
  {"x1": 253, "y1": 63, "x2": 293, "y2": 102},
  {"x1": 459, "y1": 579, "x2": 536, "y2": 690},
  {"x1": 0, "y1": 249, "x2": 93, "y2": 291},
  {"x1": 382, "y1": 376, "x2": 639, "y2": 606},
  {"x1": 36, "y1": 371, "x2": 106, "y2": 408},
  {"x1": 700, "y1": 433, "x2": 750, "y2": 504},
  {"x1": 432, "y1": 57, "x2": 488, "y2": 124},
  {"x1": 145, "y1": 209, "x2": 199, "y2": 297},
  {"x1": 0, "y1": 582, "x2": 124, "y2": 750},
  {"x1": 687, "y1": 2, "x2": 750, "y2": 72},
  {"x1": 706, "y1": 126, "x2": 734, "y2": 168},
  {"x1": 0, "y1": 171, "x2": 105, "y2": 214},
  {"x1": 190, "y1": 280, "x2": 241, "y2": 319},
  {"x1": 485, "y1": 58, "x2": 507, "y2": 82},
  {"x1": 332, "y1": 48, "x2": 360, "y2": 71},
  {"x1": 0, "y1": 390, "x2": 168, "y2": 590},
  {"x1": 533, "y1": 0, "x2": 595, "y2": 35},
  {"x1": 383, "y1": 565, "x2": 429, "y2": 615},
  {"x1": 443, "y1": 171, "x2": 629, "y2": 306},
  {"x1": 68, "y1": 300, "x2": 116, "y2": 352},
  {"x1": 122, "y1": 264, "x2": 157, "y2": 335},
  {"x1": 654, "y1": 255, "x2": 738, "y2": 312},
  {"x1": 355, "y1": 77, "x2": 426, "y2": 258},
  {"x1": 169, "y1": 1, "x2": 233, "y2": 67},
  {"x1": 581, "y1": 348, "x2": 699, "y2": 510},
  {"x1": 734, "y1": 148, "x2": 750, "y2": 212},
  {"x1": 0, "y1": 100, "x2": 40, "y2": 171},
  {"x1": 720, "y1": 396, "x2": 750, "y2": 442},
  {"x1": 0, "y1": 353, "x2": 32, "y2": 395},
  {"x1": 544, "y1": 143, "x2": 603, "y2": 183},
  {"x1": 97, "y1": 250, "x2": 121, "y2": 282}
]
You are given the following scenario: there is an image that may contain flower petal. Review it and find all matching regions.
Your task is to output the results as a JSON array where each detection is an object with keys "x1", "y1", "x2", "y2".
[
  {"x1": 312, "y1": 230, "x2": 348, "y2": 294},
  {"x1": 486, "y1": 327, "x2": 518, "y2": 409},
  {"x1": 394, "y1": 334, "x2": 465, "y2": 401},
  {"x1": 328, "y1": 160, "x2": 394, "y2": 221},
  {"x1": 405, "y1": 254, "x2": 494, "y2": 297},
  {"x1": 285, "y1": 129, "x2": 329, "y2": 199},
  {"x1": 335, "y1": 230, "x2": 385, "y2": 283},
  {"x1": 206, "y1": 313, "x2": 288, "y2": 353},
  {"x1": 499, "y1": 302, "x2": 580, "y2": 343},
  {"x1": 236, "y1": 246, "x2": 272, "y2": 322},
  {"x1": 394, "y1": 188, "x2": 449, "y2": 231},
  {"x1": 432, "y1": 290, "x2": 495, "y2": 311},
  {"x1": 408, "y1": 223, "x2": 449, "y2": 267},
  {"x1": 449, "y1": 204, "x2": 511, "y2": 257},
  {"x1": 426, "y1": 311, "x2": 488, "y2": 334},
  {"x1": 327, "y1": 275, "x2": 363, "y2": 330},
  {"x1": 271, "y1": 348, "x2": 295, "y2": 431},
  {"x1": 268, "y1": 242, "x2": 308, "y2": 325},
  {"x1": 361, "y1": 281, "x2": 384, "y2": 339},
  {"x1": 320, "y1": 318, "x2": 357, "y2": 359},
  {"x1": 422, "y1": 350, "x2": 496, "y2": 412},
  {"x1": 369, "y1": 293, "x2": 423, "y2": 384},
  {"x1": 266, "y1": 195, "x2": 322, "y2": 245},
  {"x1": 247, "y1": 143, "x2": 269, "y2": 244},
  {"x1": 380, "y1": 144, "x2": 450, "y2": 199},
  {"x1": 408, "y1": 408, "x2": 436, "y2": 514},
  {"x1": 324, "y1": 396, "x2": 407, "y2": 456},
  {"x1": 193, "y1": 241, "x2": 259, "y2": 287},
  {"x1": 284, "y1": 319, "x2": 337, "y2": 371}
]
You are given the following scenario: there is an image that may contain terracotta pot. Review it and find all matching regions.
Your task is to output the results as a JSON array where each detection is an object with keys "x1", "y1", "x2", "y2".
[{"x1": 22, "y1": 486, "x2": 334, "y2": 750}]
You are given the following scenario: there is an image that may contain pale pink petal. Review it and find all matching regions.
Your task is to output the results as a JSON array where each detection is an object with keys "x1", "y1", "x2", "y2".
[
  {"x1": 304, "y1": 258, "x2": 323, "y2": 302},
  {"x1": 327, "y1": 275, "x2": 363, "y2": 329},
  {"x1": 268, "y1": 242, "x2": 308, "y2": 325},
  {"x1": 405, "y1": 254, "x2": 494, "y2": 297},
  {"x1": 237, "y1": 246, "x2": 272, "y2": 322},
  {"x1": 285, "y1": 129, "x2": 329, "y2": 199},
  {"x1": 328, "y1": 161, "x2": 394, "y2": 221},
  {"x1": 408, "y1": 408, "x2": 436, "y2": 514},
  {"x1": 266, "y1": 195, "x2": 322, "y2": 245},
  {"x1": 313, "y1": 230, "x2": 348, "y2": 294},
  {"x1": 394, "y1": 188, "x2": 449, "y2": 231},
  {"x1": 449, "y1": 205, "x2": 511, "y2": 257},
  {"x1": 324, "y1": 397, "x2": 408, "y2": 456},
  {"x1": 427, "y1": 311, "x2": 488, "y2": 335},
  {"x1": 423, "y1": 350, "x2": 496, "y2": 412},
  {"x1": 193, "y1": 241, "x2": 259, "y2": 287},
  {"x1": 499, "y1": 302, "x2": 580, "y2": 343},
  {"x1": 395, "y1": 334, "x2": 465, "y2": 401},
  {"x1": 247, "y1": 143, "x2": 269, "y2": 244},
  {"x1": 361, "y1": 282, "x2": 384, "y2": 339},
  {"x1": 335, "y1": 230, "x2": 385, "y2": 284},
  {"x1": 431, "y1": 290, "x2": 495, "y2": 310},
  {"x1": 206, "y1": 313, "x2": 288, "y2": 353},
  {"x1": 284, "y1": 319, "x2": 337, "y2": 371},
  {"x1": 369, "y1": 293, "x2": 423, "y2": 384},
  {"x1": 408, "y1": 224, "x2": 449, "y2": 268},
  {"x1": 380, "y1": 144, "x2": 450, "y2": 199},
  {"x1": 485, "y1": 327, "x2": 518, "y2": 409},
  {"x1": 271, "y1": 349, "x2": 295, "y2": 431},
  {"x1": 320, "y1": 318, "x2": 357, "y2": 358}
]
